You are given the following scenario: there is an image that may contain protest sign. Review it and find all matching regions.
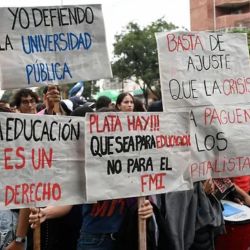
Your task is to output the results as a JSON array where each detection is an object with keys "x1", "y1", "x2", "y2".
[
  {"x1": 0, "y1": 112, "x2": 85, "y2": 209},
  {"x1": 0, "y1": 5, "x2": 112, "y2": 89},
  {"x1": 190, "y1": 104, "x2": 250, "y2": 181},
  {"x1": 84, "y1": 112, "x2": 192, "y2": 202},
  {"x1": 157, "y1": 31, "x2": 250, "y2": 181},
  {"x1": 156, "y1": 31, "x2": 250, "y2": 109}
]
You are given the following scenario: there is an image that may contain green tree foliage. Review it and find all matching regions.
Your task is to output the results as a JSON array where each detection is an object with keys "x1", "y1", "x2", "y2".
[
  {"x1": 1, "y1": 89, "x2": 16, "y2": 104},
  {"x1": 83, "y1": 80, "x2": 99, "y2": 100},
  {"x1": 112, "y1": 18, "x2": 178, "y2": 104}
]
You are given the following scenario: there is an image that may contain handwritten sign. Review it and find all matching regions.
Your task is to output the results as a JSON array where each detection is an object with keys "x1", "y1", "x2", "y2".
[
  {"x1": 190, "y1": 104, "x2": 250, "y2": 181},
  {"x1": 157, "y1": 31, "x2": 250, "y2": 181},
  {"x1": 0, "y1": 5, "x2": 112, "y2": 89},
  {"x1": 84, "y1": 112, "x2": 192, "y2": 202},
  {"x1": 0, "y1": 112, "x2": 85, "y2": 209},
  {"x1": 156, "y1": 32, "x2": 250, "y2": 108}
]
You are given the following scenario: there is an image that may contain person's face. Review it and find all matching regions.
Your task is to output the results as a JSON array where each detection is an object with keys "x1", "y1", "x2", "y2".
[
  {"x1": 117, "y1": 95, "x2": 134, "y2": 112},
  {"x1": 19, "y1": 95, "x2": 37, "y2": 114},
  {"x1": 44, "y1": 86, "x2": 61, "y2": 108}
]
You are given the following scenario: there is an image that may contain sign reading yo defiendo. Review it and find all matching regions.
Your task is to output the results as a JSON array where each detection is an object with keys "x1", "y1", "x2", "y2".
[
  {"x1": 0, "y1": 5, "x2": 112, "y2": 89},
  {"x1": 0, "y1": 112, "x2": 85, "y2": 209},
  {"x1": 85, "y1": 112, "x2": 193, "y2": 202}
]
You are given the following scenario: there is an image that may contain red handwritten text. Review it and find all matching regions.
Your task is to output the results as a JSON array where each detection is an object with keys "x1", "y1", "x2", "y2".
[
  {"x1": 166, "y1": 33, "x2": 204, "y2": 52},
  {"x1": 4, "y1": 147, "x2": 25, "y2": 170},
  {"x1": 89, "y1": 114, "x2": 122, "y2": 133},
  {"x1": 141, "y1": 173, "x2": 166, "y2": 192},
  {"x1": 127, "y1": 115, "x2": 159, "y2": 131},
  {"x1": 3, "y1": 147, "x2": 53, "y2": 170},
  {"x1": 156, "y1": 134, "x2": 191, "y2": 148},
  {"x1": 204, "y1": 107, "x2": 250, "y2": 125},
  {"x1": 190, "y1": 156, "x2": 250, "y2": 179},
  {"x1": 223, "y1": 77, "x2": 250, "y2": 96},
  {"x1": 5, "y1": 182, "x2": 61, "y2": 206}
]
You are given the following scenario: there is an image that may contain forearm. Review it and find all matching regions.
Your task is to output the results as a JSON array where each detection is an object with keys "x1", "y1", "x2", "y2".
[
  {"x1": 234, "y1": 184, "x2": 249, "y2": 201},
  {"x1": 16, "y1": 208, "x2": 30, "y2": 237},
  {"x1": 42, "y1": 205, "x2": 72, "y2": 220}
]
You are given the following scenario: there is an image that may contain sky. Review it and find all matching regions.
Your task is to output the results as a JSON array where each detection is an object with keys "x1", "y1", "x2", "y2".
[{"x1": 0, "y1": 0, "x2": 190, "y2": 58}]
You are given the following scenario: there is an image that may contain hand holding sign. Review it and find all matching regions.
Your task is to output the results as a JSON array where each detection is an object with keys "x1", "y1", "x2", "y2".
[
  {"x1": 45, "y1": 85, "x2": 61, "y2": 114},
  {"x1": 202, "y1": 178, "x2": 215, "y2": 195},
  {"x1": 29, "y1": 208, "x2": 43, "y2": 229},
  {"x1": 138, "y1": 199, "x2": 153, "y2": 219}
]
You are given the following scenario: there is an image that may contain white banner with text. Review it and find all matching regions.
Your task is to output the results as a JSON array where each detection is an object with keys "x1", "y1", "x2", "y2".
[
  {"x1": 156, "y1": 31, "x2": 250, "y2": 109},
  {"x1": 0, "y1": 5, "x2": 112, "y2": 89},
  {"x1": 85, "y1": 112, "x2": 192, "y2": 202},
  {"x1": 0, "y1": 113, "x2": 85, "y2": 209}
]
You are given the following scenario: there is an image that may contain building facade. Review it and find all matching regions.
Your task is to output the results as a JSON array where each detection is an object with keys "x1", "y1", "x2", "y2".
[{"x1": 190, "y1": 0, "x2": 250, "y2": 31}]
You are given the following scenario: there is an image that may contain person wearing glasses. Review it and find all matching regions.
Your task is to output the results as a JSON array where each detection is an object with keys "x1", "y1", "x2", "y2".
[{"x1": 13, "y1": 89, "x2": 39, "y2": 114}]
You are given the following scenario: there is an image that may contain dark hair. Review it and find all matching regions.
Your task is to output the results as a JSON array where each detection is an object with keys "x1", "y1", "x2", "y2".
[
  {"x1": 97, "y1": 107, "x2": 116, "y2": 112},
  {"x1": 147, "y1": 100, "x2": 163, "y2": 112},
  {"x1": 60, "y1": 99, "x2": 73, "y2": 116},
  {"x1": 70, "y1": 105, "x2": 94, "y2": 117},
  {"x1": 13, "y1": 89, "x2": 39, "y2": 108},
  {"x1": 0, "y1": 103, "x2": 12, "y2": 113},
  {"x1": 0, "y1": 100, "x2": 9, "y2": 105},
  {"x1": 42, "y1": 85, "x2": 61, "y2": 95},
  {"x1": 9, "y1": 100, "x2": 16, "y2": 108},
  {"x1": 36, "y1": 103, "x2": 46, "y2": 112},
  {"x1": 133, "y1": 97, "x2": 146, "y2": 112},
  {"x1": 70, "y1": 96, "x2": 86, "y2": 110},
  {"x1": 115, "y1": 92, "x2": 134, "y2": 111},
  {"x1": 96, "y1": 96, "x2": 112, "y2": 110}
]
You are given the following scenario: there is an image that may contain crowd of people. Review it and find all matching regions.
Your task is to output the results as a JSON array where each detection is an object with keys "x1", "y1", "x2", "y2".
[{"x1": 0, "y1": 86, "x2": 250, "y2": 250}]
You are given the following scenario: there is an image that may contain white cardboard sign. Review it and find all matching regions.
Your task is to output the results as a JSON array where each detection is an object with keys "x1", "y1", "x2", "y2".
[
  {"x1": 156, "y1": 31, "x2": 250, "y2": 109},
  {"x1": 0, "y1": 5, "x2": 112, "y2": 89},
  {"x1": 85, "y1": 112, "x2": 193, "y2": 202},
  {"x1": 0, "y1": 113, "x2": 85, "y2": 209}
]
